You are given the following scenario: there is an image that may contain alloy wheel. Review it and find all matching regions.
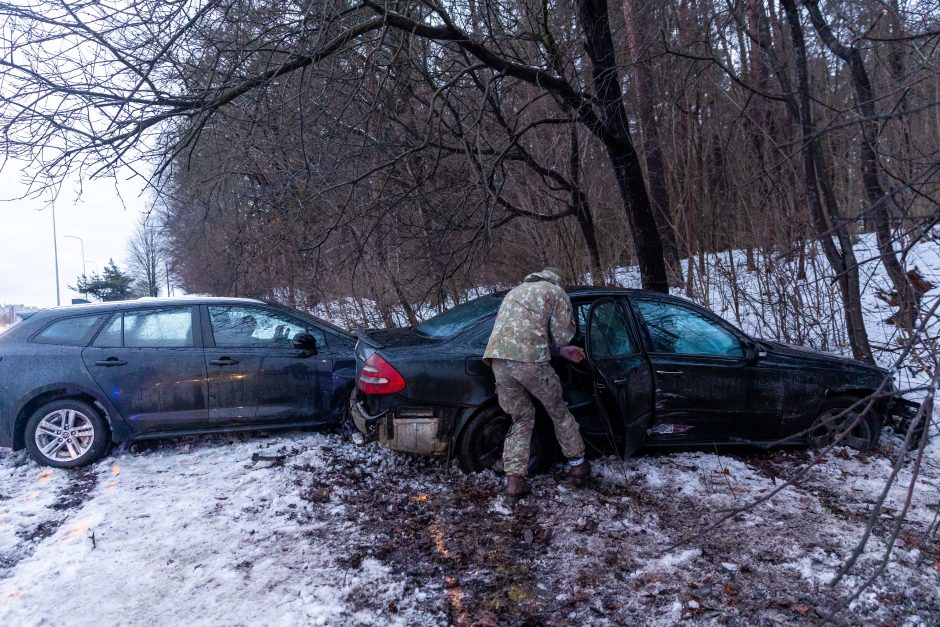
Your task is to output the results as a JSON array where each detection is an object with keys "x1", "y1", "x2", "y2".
[{"x1": 33, "y1": 409, "x2": 96, "y2": 462}]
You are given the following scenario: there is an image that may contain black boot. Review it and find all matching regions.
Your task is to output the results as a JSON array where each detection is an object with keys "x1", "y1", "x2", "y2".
[
  {"x1": 568, "y1": 459, "x2": 591, "y2": 487},
  {"x1": 506, "y1": 475, "x2": 531, "y2": 498}
]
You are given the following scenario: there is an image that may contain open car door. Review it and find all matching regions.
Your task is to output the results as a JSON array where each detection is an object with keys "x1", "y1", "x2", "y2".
[{"x1": 584, "y1": 298, "x2": 654, "y2": 458}]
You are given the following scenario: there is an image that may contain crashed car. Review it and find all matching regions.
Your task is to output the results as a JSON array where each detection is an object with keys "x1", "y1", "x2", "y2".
[
  {"x1": 352, "y1": 288, "x2": 919, "y2": 472},
  {"x1": 0, "y1": 297, "x2": 356, "y2": 467}
]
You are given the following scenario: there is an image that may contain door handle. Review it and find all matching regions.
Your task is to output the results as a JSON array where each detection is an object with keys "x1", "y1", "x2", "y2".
[
  {"x1": 656, "y1": 370, "x2": 683, "y2": 375},
  {"x1": 613, "y1": 378, "x2": 630, "y2": 384},
  {"x1": 210, "y1": 358, "x2": 239, "y2": 366},
  {"x1": 95, "y1": 358, "x2": 127, "y2": 367}
]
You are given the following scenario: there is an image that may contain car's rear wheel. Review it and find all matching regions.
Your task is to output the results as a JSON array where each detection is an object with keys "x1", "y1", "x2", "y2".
[
  {"x1": 24, "y1": 399, "x2": 111, "y2": 468},
  {"x1": 457, "y1": 406, "x2": 555, "y2": 474},
  {"x1": 808, "y1": 395, "x2": 880, "y2": 451}
]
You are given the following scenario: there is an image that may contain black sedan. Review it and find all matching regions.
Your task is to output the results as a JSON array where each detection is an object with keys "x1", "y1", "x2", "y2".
[
  {"x1": 352, "y1": 288, "x2": 916, "y2": 472},
  {"x1": 0, "y1": 297, "x2": 356, "y2": 467}
]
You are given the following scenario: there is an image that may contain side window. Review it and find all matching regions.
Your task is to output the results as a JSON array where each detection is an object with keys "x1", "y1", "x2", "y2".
[
  {"x1": 208, "y1": 306, "x2": 326, "y2": 349},
  {"x1": 634, "y1": 299, "x2": 743, "y2": 357},
  {"x1": 92, "y1": 313, "x2": 123, "y2": 348},
  {"x1": 588, "y1": 300, "x2": 637, "y2": 359},
  {"x1": 33, "y1": 314, "x2": 105, "y2": 346},
  {"x1": 124, "y1": 308, "x2": 194, "y2": 348},
  {"x1": 573, "y1": 301, "x2": 591, "y2": 341}
]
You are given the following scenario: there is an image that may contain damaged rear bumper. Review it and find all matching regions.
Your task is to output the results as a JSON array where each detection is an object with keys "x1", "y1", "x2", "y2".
[{"x1": 349, "y1": 391, "x2": 449, "y2": 456}]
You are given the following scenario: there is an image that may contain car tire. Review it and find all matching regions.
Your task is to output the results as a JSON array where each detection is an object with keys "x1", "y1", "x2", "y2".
[
  {"x1": 456, "y1": 406, "x2": 556, "y2": 474},
  {"x1": 24, "y1": 399, "x2": 111, "y2": 468},
  {"x1": 808, "y1": 395, "x2": 881, "y2": 451}
]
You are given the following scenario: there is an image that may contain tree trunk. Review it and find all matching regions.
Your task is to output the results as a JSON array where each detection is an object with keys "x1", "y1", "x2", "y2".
[
  {"x1": 577, "y1": 0, "x2": 668, "y2": 293},
  {"x1": 621, "y1": 0, "x2": 682, "y2": 286},
  {"x1": 802, "y1": 0, "x2": 919, "y2": 330},
  {"x1": 780, "y1": 0, "x2": 874, "y2": 363},
  {"x1": 568, "y1": 123, "x2": 604, "y2": 279}
]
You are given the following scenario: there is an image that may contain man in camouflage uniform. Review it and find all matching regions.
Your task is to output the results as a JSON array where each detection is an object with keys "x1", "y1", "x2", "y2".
[{"x1": 483, "y1": 267, "x2": 589, "y2": 497}]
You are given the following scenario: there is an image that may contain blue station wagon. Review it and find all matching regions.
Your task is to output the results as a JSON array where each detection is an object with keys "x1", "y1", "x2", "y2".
[{"x1": 0, "y1": 297, "x2": 356, "y2": 467}]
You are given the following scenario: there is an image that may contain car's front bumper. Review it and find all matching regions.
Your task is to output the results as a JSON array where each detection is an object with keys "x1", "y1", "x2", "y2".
[
  {"x1": 349, "y1": 390, "x2": 449, "y2": 456},
  {"x1": 884, "y1": 395, "x2": 928, "y2": 448}
]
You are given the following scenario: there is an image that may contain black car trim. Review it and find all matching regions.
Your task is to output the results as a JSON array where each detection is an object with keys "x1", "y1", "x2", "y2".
[
  {"x1": 129, "y1": 417, "x2": 344, "y2": 441},
  {"x1": 884, "y1": 396, "x2": 924, "y2": 448}
]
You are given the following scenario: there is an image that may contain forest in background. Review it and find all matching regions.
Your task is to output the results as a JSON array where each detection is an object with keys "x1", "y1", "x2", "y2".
[{"x1": 1, "y1": 0, "x2": 938, "y2": 363}]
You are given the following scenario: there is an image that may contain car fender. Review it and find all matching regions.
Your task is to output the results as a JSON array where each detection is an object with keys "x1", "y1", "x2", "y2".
[{"x1": 11, "y1": 382, "x2": 130, "y2": 450}]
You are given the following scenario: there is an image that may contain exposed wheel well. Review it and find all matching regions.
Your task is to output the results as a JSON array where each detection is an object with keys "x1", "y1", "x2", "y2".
[{"x1": 13, "y1": 391, "x2": 109, "y2": 450}]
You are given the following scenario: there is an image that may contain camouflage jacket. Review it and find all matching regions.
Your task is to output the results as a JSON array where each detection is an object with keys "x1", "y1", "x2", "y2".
[{"x1": 483, "y1": 270, "x2": 575, "y2": 364}]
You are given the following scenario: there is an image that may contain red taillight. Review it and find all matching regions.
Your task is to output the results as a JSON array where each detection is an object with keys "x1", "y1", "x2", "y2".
[{"x1": 358, "y1": 353, "x2": 406, "y2": 395}]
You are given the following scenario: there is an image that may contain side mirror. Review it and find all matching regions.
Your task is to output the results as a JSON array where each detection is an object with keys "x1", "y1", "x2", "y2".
[
  {"x1": 292, "y1": 333, "x2": 318, "y2": 353},
  {"x1": 743, "y1": 340, "x2": 766, "y2": 364}
]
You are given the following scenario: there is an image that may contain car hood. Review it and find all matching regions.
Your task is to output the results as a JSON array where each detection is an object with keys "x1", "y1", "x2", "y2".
[{"x1": 761, "y1": 340, "x2": 885, "y2": 372}]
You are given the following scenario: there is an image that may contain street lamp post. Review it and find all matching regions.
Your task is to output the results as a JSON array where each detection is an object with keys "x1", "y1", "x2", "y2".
[
  {"x1": 64, "y1": 235, "x2": 88, "y2": 302},
  {"x1": 63, "y1": 235, "x2": 86, "y2": 275}
]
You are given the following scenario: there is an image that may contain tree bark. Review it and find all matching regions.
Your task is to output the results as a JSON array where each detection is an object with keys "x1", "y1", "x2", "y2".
[
  {"x1": 577, "y1": 0, "x2": 668, "y2": 293},
  {"x1": 779, "y1": 0, "x2": 874, "y2": 363},
  {"x1": 621, "y1": 0, "x2": 682, "y2": 286},
  {"x1": 803, "y1": 0, "x2": 919, "y2": 330},
  {"x1": 568, "y1": 123, "x2": 604, "y2": 279}
]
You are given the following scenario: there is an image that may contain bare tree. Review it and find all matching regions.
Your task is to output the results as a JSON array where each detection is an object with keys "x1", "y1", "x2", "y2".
[
  {"x1": 0, "y1": 0, "x2": 670, "y2": 292},
  {"x1": 126, "y1": 217, "x2": 170, "y2": 297}
]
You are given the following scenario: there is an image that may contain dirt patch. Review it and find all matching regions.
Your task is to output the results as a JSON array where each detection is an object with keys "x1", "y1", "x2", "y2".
[
  {"x1": 276, "y1": 440, "x2": 940, "y2": 626},
  {"x1": 49, "y1": 467, "x2": 98, "y2": 511}
]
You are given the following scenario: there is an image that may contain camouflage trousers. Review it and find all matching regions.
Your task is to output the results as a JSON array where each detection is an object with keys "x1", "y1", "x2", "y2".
[{"x1": 491, "y1": 359, "x2": 585, "y2": 477}]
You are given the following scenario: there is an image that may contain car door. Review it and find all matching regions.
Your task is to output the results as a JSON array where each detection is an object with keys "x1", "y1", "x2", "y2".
[
  {"x1": 584, "y1": 298, "x2": 654, "y2": 457},
  {"x1": 203, "y1": 305, "x2": 333, "y2": 426},
  {"x1": 82, "y1": 306, "x2": 209, "y2": 434},
  {"x1": 628, "y1": 296, "x2": 781, "y2": 443}
]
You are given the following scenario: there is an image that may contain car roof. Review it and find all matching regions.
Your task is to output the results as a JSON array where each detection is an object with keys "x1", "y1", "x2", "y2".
[
  {"x1": 566, "y1": 286, "x2": 643, "y2": 296},
  {"x1": 34, "y1": 296, "x2": 265, "y2": 314},
  {"x1": 22, "y1": 297, "x2": 353, "y2": 337}
]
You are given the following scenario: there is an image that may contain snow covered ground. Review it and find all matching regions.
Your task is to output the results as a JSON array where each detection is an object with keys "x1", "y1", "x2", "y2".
[
  {"x1": 1, "y1": 427, "x2": 938, "y2": 625},
  {"x1": 2, "y1": 232, "x2": 938, "y2": 625}
]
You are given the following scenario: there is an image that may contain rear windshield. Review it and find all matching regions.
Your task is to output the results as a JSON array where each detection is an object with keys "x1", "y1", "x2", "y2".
[
  {"x1": 415, "y1": 295, "x2": 503, "y2": 338},
  {"x1": 0, "y1": 319, "x2": 21, "y2": 337}
]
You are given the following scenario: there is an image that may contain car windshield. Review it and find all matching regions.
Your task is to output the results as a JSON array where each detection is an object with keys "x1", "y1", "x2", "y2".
[{"x1": 415, "y1": 295, "x2": 504, "y2": 338}]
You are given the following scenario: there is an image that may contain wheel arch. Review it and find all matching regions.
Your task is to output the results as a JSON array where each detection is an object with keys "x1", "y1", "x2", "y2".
[
  {"x1": 823, "y1": 386, "x2": 888, "y2": 413},
  {"x1": 12, "y1": 384, "x2": 122, "y2": 450},
  {"x1": 449, "y1": 397, "x2": 558, "y2": 456},
  {"x1": 450, "y1": 399, "x2": 500, "y2": 450}
]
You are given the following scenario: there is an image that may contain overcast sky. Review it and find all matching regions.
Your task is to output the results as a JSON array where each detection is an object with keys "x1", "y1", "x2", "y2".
[{"x1": 0, "y1": 162, "x2": 148, "y2": 308}]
